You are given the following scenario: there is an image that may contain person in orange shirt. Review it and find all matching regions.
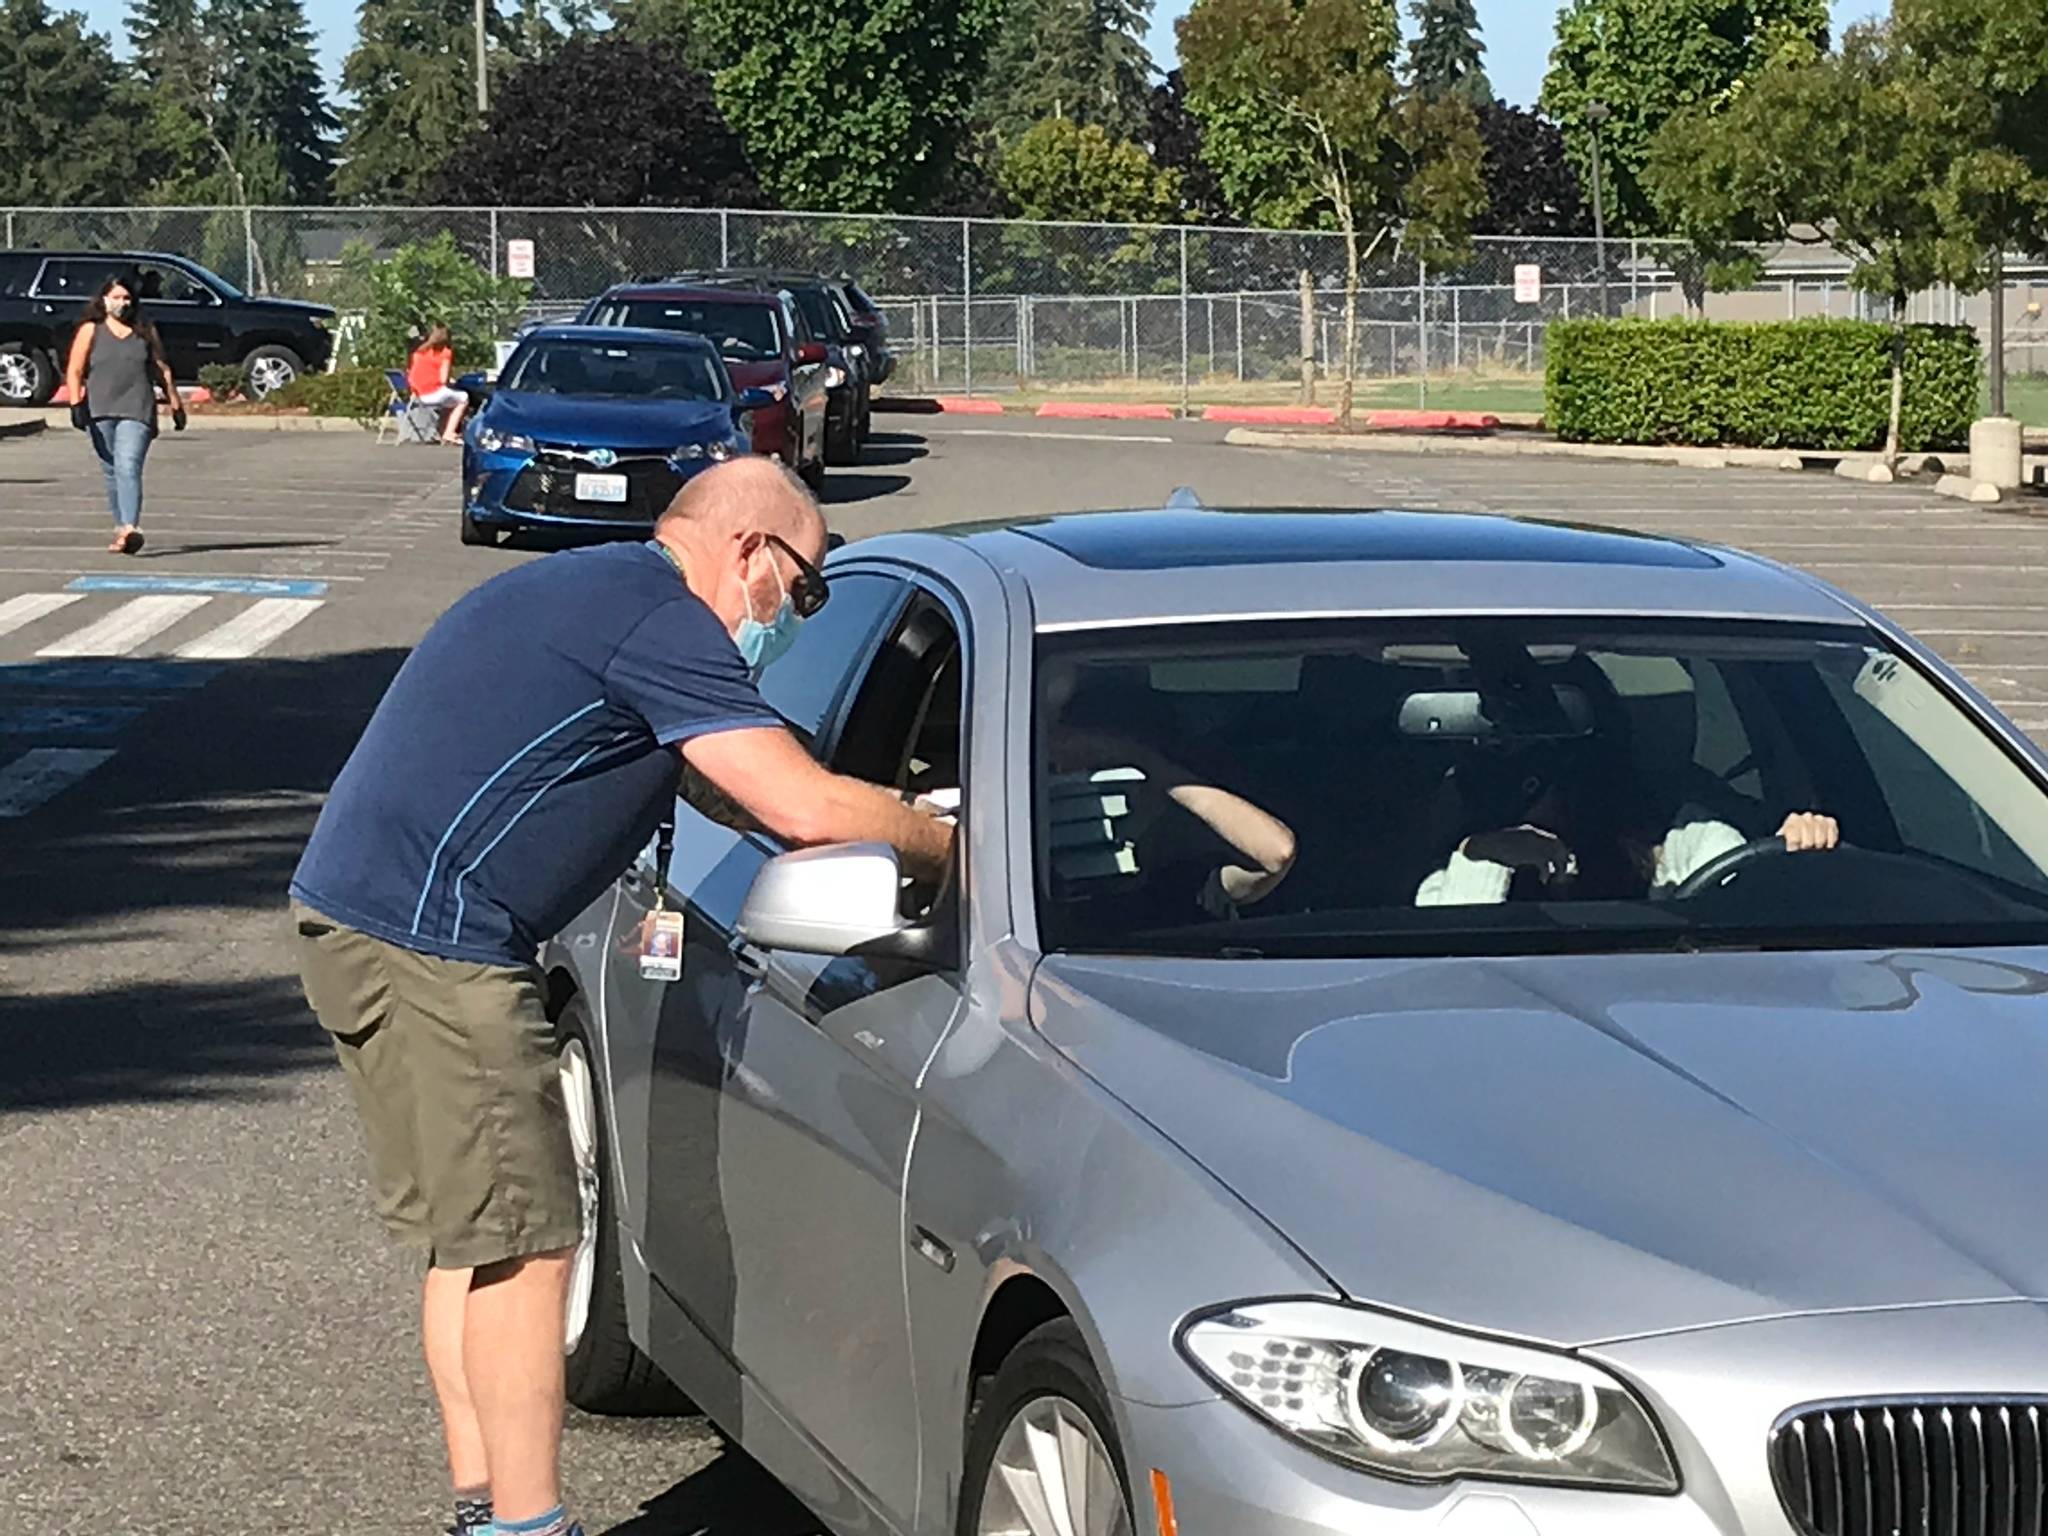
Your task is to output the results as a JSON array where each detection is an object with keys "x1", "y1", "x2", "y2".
[{"x1": 407, "y1": 324, "x2": 470, "y2": 444}]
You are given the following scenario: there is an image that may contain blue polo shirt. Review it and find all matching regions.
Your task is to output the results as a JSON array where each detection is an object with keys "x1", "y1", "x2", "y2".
[{"x1": 291, "y1": 541, "x2": 778, "y2": 966}]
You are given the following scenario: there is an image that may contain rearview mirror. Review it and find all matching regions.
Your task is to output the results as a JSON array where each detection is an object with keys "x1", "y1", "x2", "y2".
[
  {"x1": 796, "y1": 341, "x2": 828, "y2": 366},
  {"x1": 1397, "y1": 686, "x2": 1595, "y2": 741},
  {"x1": 738, "y1": 843, "x2": 943, "y2": 963}
]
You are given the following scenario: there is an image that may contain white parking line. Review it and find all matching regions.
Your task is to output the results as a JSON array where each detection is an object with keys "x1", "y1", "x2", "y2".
[
  {"x1": 0, "y1": 592, "x2": 83, "y2": 638},
  {"x1": 37, "y1": 594, "x2": 212, "y2": 657},
  {"x1": 0, "y1": 747, "x2": 118, "y2": 817},
  {"x1": 175, "y1": 597, "x2": 325, "y2": 659}
]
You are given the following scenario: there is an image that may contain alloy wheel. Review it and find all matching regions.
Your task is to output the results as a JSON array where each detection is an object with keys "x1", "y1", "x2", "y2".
[
  {"x1": 0, "y1": 353, "x2": 35, "y2": 403},
  {"x1": 247, "y1": 355, "x2": 296, "y2": 397},
  {"x1": 978, "y1": 1394, "x2": 1132, "y2": 1536},
  {"x1": 559, "y1": 1036, "x2": 602, "y2": 1355}
]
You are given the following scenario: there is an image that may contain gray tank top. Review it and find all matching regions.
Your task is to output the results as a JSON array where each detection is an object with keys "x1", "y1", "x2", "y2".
[{"x1": 85, "y1": 325, "x2": 157, "y2": 424}]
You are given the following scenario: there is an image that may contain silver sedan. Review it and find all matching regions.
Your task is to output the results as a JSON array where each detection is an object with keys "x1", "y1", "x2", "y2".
[{"x1": 541, "y1": 505, "x2": 2048, "y2": 1536}]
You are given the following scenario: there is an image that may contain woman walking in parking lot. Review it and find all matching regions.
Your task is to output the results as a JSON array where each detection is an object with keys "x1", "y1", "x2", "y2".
[{"x1": 65, "y1": 269, "x2": 185, "y2": 555}]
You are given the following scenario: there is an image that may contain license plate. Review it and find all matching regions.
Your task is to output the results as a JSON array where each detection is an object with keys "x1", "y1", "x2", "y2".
[{"x1": 574, "y1": 472, "x2": 628, "y2": 504}]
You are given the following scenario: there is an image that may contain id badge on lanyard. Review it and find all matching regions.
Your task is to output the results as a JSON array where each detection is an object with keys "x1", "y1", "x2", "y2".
[{"x1": 638, "y1": 817, "x2": 683, "y2": 982}]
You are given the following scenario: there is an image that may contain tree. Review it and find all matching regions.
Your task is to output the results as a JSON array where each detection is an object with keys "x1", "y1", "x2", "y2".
[
  {"x1": 1648, "y1": 23, "x2": 1970, "y2": 461},
  {"x1": 998, "y1": 119, "x2": 1181, "y2": 222},
  {"x1": 327, "y1": 232, "x2": 531, "y2": 369},
  {"x1": 1541, "y1": 0, "x2": 1829, "y2": 235},
  {"x1": 337, "y1": 0, "x2": 516, "y2": 201},
  {"x1": 428, "y1": 37, "x2": 759, "y2": 206},
  {"x1": 1147, "y1": 68, "x2": 1228, "y2": 220},
  {"x1": 1891, "y1": 0, "x2": 2048, "y2": 415},
  {"x1": 1181, "y1": 0, "x2": 1486, "y2": 421},
  {"x1": 697, "y1": 0, "x2": 1001, "y2": 212},
  {"x1": 1406, "y1": 0, "x2": 1490, "y2": 105},
  {"x1": 979, "y1": 0, "x2": 1155, "y2": 145},
  {"x1": 611, "y1": 0, "x2": 707, "y2": 63},
  {"x1": 1474, "y1": 102, "x2": 1588, "y2": 235},
  {"x1": 134, "y1": 0, "x2": 336, "y2": 204},
  {"x1": 0, "y1": 0, "x2": 154, "y2": 204}
]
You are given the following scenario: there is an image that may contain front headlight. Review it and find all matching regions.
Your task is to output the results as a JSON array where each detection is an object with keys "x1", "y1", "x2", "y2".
[
  {"x1": 672, "y1": 440, "x2": 737, "y2": 462},
  {"x1": 1180, "y1": 1301, "x2": 1677, "y2": 1491},
  {"x1": 848, "y1": 342, "x2": 867, "y2": 358},
  {"x1": 474, "y1": 426, "x2": 534, "y2": 454},
  {"x1": 309, "y1": 314, "x2": 332, "y2": 331},
  {"x1": 824, "y1": 366, "x2": 847, "y2": 389}
]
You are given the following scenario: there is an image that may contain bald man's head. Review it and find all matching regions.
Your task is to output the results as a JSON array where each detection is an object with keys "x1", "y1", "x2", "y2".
[
  {"x1": 658, "y1": 455, "x2": 825, "y2": 562},
  {"x1": 652, "y1": 456, "x2": 829, "y2": 646}
]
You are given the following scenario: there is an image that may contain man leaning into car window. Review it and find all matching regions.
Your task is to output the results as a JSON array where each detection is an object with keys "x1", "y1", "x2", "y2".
[{"x1": 286, "y1": 456, "x2": 951, "y2": 1536}]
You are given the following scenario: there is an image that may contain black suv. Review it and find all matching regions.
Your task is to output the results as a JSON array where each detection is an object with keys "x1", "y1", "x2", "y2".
[{"x1": 0, "y1": 250, "x2": 335, "y2": 406}]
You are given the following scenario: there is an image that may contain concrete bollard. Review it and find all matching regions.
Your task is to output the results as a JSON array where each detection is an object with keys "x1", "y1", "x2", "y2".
[{"x1": 1971, "y1": 416, "x2": 2024, "y2": 490}]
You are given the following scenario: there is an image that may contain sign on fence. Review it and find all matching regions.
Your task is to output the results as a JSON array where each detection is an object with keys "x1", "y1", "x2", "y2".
[
  {"x1": 1514, "y1": 264, "x2": 1542, "y2": 304},
  {"x1": 506, "y1": 239, "x2": 536, "y2": 279}
]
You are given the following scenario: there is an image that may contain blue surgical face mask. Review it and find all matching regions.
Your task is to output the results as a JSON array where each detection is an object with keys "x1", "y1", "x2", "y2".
[{"x1": 734, "y1": 560, "x2": 801, "y2": 674}]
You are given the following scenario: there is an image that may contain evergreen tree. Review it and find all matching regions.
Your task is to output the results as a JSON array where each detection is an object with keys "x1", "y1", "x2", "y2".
[
  {"x1": 0, "y1": 0, "x2": 153, "y2": 203},
  {"x1": 1406, "y1": 0, "x2": 1491, "y2": 105},
  {"x1": 980, "y1": 0, "x2": 1154, "y2": 145},
  {"x1": 213, "y1": 0, "x2": 337, "y2": 200},
  {"x1": 337, "y1": 0, "x2": 516, "y2": 201}
]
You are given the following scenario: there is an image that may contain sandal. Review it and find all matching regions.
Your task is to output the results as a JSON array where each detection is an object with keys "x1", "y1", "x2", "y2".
[
  {"x1": 118, "y1": 528, "x2": 144, "y2": 556},
  {"x1": 107, "y1": 529, "x2": 129, "y2": 553}
]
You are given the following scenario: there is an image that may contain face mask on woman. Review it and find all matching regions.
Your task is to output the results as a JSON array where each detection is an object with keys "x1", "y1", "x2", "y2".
[{"x1": 107, "y1": 299, "x2": 132, "y2": 320}]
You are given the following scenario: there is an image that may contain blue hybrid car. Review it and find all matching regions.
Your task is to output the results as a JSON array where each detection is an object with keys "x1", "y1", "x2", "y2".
[{"x1": 460, "y1": 324, "x2": 771, "y2": 547}]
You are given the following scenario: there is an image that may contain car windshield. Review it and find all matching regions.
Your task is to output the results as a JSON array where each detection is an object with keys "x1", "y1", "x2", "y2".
[
  {"x1": 502, "y1": 340, "x2": 728, "y2": 401},
  {"x1": 613, "y1": 300, "x2": 781, "y2": 361},
  {"x1": 1033, "y1": 618, "x2": 2048, "y2": 958}
]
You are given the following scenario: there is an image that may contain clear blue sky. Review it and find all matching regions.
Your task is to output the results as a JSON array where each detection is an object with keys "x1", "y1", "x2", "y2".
[{"x1": 78, "y1": 0, "x2": 1885, "y2": 110}]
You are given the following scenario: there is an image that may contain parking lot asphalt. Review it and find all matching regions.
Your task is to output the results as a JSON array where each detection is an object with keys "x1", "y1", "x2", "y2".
[{"x1": 6, "y1": 418, "x2": 2048, "y2": 1533}]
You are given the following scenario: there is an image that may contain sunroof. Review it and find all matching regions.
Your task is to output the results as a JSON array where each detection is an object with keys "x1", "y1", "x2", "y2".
[{"x1": 1009, "y1": 510, "x2": 1721, "y2": 572}]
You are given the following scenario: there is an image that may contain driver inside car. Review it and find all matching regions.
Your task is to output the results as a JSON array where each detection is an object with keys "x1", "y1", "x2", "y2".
[{"x1": 1417, "y1": 766, "x2": 1840, "y2": 907}]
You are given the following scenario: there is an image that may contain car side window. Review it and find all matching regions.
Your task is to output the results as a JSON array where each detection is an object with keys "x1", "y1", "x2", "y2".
[
  {"x1": 133, "y1": 263, "x2": 213, "y2": 305},
  {"x1": 36, "y1": 260, "x2": 115, "y2": 300}
]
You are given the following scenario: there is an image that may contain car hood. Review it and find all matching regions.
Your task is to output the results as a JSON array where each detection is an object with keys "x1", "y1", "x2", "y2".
[
  {"x1": 723, "y1": 358, "x2": 786, "y2": 388},
  {"x1": 1031, "y1": 947, "x2": 2048, "y2": 1346},
  {"x1": 484, "y1": 390, "x2": 738, "y2": 449},
  {"x1": 243, "y1": 296, "x2": 334, "y2": 320}
]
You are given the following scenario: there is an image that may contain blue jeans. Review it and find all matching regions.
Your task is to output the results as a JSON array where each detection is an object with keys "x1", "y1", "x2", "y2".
[{"x1": 89, "y1": 417, "x2": 153, "y2": 527}]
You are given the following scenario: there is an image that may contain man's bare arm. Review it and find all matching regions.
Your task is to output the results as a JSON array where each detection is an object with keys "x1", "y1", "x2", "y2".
[{"x1": 681, "y1": 726, "x2": 953, "y2": 880}]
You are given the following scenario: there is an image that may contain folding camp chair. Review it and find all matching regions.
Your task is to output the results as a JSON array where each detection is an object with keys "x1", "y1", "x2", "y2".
[{"x1": 377, "y1": 370, "x2": 441, "y2": 445}]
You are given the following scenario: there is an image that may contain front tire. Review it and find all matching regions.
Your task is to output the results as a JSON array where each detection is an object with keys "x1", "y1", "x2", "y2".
[
  {"x1": 459, "y1": 509, "x2": 500, "y2": 547},
  {"x1": 241, "y1": 344, "x2": 304, "y2": 399},
  {"x1": 0, "y1": 343, "x2": 54, "y2": 406},
  {"x1": 959, "y1": 1320, "x2": 1135, "y2": 1536},
  {"x1": 558, "y1": 1003, "x2": 690, "y2": 1416}
]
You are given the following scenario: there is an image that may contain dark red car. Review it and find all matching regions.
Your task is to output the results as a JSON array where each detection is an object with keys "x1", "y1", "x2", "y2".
[{"x1": 577, "y1": 283, "x2": 832, "y2": 487}]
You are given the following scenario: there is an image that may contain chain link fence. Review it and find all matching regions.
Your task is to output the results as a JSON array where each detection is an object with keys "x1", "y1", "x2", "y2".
[{"x1": 6, "y1": 205, "x2": 2044, "y2": 406}]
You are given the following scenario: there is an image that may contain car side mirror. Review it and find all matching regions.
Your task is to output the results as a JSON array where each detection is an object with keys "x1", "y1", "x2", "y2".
[
  {"x1": 738, "y1": 844, "x2": 947, "y2": 966},
  {"x1": 454, "y1": 371, "x2": 491, "y2": 399},
  {"x1": 734, "y1": 386, "x2": 776, "y2": 413},
  {"x1": 796, "y1": 341, "x2": 828, "y2": 366}
]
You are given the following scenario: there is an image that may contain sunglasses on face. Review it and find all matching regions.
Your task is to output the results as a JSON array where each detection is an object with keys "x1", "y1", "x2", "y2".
[{"x1": 763, "y1": 533, "x2": 829, "y2": 618}]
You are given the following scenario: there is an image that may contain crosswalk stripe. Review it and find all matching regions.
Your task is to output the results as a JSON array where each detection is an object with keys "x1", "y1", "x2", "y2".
[
  {"x1": 0, "y1": 593, "x2": 84, "y2": 638},
  {"x1": 37, "y1": 594, "x2": 212, "y2": 658},
  {"x1": 176, "y1": 597, "x2": 324, "y2": 660},
  {"x1": 0, "y1": 747, "x2": 117, "y2": 818}
]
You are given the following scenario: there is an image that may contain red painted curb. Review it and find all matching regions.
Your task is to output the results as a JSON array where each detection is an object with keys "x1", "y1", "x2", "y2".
[
  {"x1": 933, "y1": 396, "x2": 1004, "y2": 415},
  {"x1": 1365, "y1": 409, "x2": 1501, "y2": 432},
  {"x1": 1205, "y1": 405, "x2": 1337, "y2": 425},
  {"x1": 1037, "y1": 402, "x2": 1176, "y2": 420}
]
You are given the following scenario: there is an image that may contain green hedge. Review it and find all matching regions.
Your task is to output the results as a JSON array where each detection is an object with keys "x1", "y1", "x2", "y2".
[
  {"x1": 269, "y1": 368, "x2": 393, "y2": 422},
  {"x1": 1546, "y1": 319, "x2": 1981, "y2": 451}
]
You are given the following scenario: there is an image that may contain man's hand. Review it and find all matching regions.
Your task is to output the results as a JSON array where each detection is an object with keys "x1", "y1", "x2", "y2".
[
  {"x1": 681, "y1": 726, "x2": 954, "y2": 881},
  {"x1": 1778, "y1": 811, "x2": 1839, "y2": 852}
]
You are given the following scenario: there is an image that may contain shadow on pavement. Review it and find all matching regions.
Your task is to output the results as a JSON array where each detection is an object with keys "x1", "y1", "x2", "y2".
[
  {"x1": 856, "y1": 434, "x2": 929, "y2": 468},
  {"x1": 1, "y1": 646, "x2": 410, "y2": 1114},
  {"x1": 139, "y1": 539, "x2": 343, "y2": 558},
  {"x1": 601, "y1": 1449, "x2": 822, "y2": 1536},
  {"x1": 820, "y1": 473, "x2": 912, "y2": 506}
]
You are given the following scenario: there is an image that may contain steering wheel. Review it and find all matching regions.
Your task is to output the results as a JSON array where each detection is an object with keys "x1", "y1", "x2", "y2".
[{"x1": 1669, "y1": 835, "x2": 1794, "y2": 900}]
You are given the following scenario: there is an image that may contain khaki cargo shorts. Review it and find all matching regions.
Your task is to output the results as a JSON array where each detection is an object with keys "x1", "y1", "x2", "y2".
[{"x1": 290, "y1": 901, "x2": 581, "y2": 1271}]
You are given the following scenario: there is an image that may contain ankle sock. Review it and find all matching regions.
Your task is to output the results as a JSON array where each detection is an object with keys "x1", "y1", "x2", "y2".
[
  {"x1": 452, "y1": 1488, "x2": 493, "y2": 1534},
  {"x1": 489, "y1": 1508, "x2": 572, "y2": 1536}
]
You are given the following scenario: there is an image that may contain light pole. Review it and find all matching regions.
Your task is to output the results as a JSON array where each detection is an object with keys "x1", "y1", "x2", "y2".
[
  {"x1": 1586, "y1": 101, "x2": 1611, "y2": 317},
  {"x1": 474, "y1": 0, "x2": 488, "y2": 113}
]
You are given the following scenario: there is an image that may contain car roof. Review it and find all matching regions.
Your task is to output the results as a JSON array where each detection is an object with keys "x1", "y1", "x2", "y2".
[
  {"x1": 606, "y1": 282, "x2": 781, "y2": 306},
  {"x1": 842, "y1": 508, "x2": 1860, "y2": 631},
  {"x1": 676, "y1": 268, "x2": 836, "y2": 290},
  {"x1": 522, "y1": 323, "x2": 720, "y2": 349}
]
